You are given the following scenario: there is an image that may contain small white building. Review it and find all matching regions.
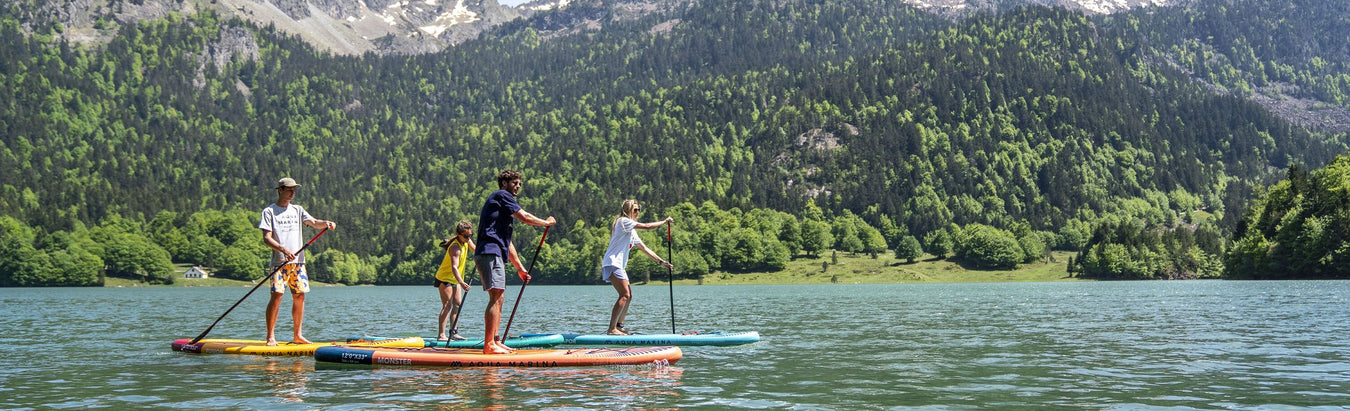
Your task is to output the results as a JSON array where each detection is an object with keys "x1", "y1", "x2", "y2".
[{"x1": 183, "y1": 266, "x2": 209, "y2": 279}]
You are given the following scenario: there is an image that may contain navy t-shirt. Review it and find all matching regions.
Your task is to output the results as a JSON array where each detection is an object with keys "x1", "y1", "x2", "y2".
[{"x1": 476, "y1": 189, "x2": 521, "y2": 257}]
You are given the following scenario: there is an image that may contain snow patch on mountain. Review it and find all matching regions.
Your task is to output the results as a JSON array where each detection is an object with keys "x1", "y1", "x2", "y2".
[{"x1": 418, "y1": 0, "x2": 481, "y2": 37}]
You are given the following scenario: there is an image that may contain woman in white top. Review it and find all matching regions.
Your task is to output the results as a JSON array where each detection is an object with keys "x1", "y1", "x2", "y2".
[{"x1": 600, "y1": 200, "x2": 673, "y2": 335}]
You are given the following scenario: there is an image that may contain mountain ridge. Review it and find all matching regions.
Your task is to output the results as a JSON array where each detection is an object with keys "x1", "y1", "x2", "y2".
[
  {"x1": 1, "y1": 0, "x2": 1346, "y2": 284},
  {"x1": 19, "y1": 0, "x2": 1180, "y2": 55}
]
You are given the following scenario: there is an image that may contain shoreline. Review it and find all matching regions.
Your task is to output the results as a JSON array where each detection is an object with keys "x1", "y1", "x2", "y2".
[{"x1": 108, "y1": 251, "x2": 1084, "y2": 287}]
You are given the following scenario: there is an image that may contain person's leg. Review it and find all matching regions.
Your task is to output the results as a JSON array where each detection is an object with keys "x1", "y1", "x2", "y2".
[
  {"x1": 480, "y1": 256, "x2": 512, "y2": 354},
  {"x1": 483, "y1": 288, "x2": 509, "y2": 354},
  {"x1": 608, "y1": 278, "x2": 631, "y2": 334},
  {"x1": 437, "y1": 283, "x2": 453, "y2": 341},
  {"x1": 616, "y1": 279, "x2": 633, "y2": 333},
  {"x1": 292, "y1": 292, "x2": 310, "y2": 344},
  {"x1": 448, "y1": 285, "x2": 465, "y2": 340},
  {"x1": 290, "y1": 265, "x2": 312, "y2": 344},
  {"x1": 265, "y1": 292, "x2": 283, "y2": 346}
]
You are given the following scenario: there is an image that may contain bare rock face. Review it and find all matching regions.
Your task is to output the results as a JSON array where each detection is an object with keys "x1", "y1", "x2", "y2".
[
  {"x1": 194, "y1": 25, "x2": 261, "y2": 89},
  {"x1": 22, "y1": 0, "x2": 1182, "y2": 55},
  {"x1": 269, "y1": 0, "x2": 310, "y2": 20}
]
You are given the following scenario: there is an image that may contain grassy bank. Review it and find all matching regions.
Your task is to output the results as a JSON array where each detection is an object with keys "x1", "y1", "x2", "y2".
[
  {"x1": 109, "y1": 253, "x2": 1083, "y2": 287},
  {"x1": 103, "y1": 264, "x2": 336, "y2": 287},
  {"x1": 634, "y1": 251, "x2": 1082, "y2": 285}
]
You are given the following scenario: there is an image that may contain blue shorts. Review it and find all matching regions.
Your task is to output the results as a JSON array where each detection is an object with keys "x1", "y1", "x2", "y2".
[
  {"x1": 476, "y1": 255, "x2": 506, "y2": 291},
  {"x1": 602, "y1": 266, "x2": 628, "y2": 283}
]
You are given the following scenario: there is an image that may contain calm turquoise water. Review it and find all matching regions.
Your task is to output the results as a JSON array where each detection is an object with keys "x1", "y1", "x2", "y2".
[{"x1": 2, "y1": 281, "x2": 1349, "y2": 409}]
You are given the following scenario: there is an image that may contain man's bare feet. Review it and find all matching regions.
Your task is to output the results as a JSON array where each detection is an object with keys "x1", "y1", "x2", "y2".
[
  {"x1": 436, "y1": 335, "x2": 449, "y2": 342},
  {"x1": 293, "y1": 335, "x2": 312, "y2": 344},
  {"x1": 484, "y1": 343, "x2": 512, "y2": 355},
  {"x1": 265, "y1": 338, "x2": 279, "y2": 346},
  {"x1": 606, "y1": 329, "x2": 629, "y2": 336}
]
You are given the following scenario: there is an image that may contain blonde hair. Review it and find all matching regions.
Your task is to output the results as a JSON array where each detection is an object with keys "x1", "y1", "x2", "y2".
[{"x1": 620, "y1": 199, "x2": 640, "y2": 219}]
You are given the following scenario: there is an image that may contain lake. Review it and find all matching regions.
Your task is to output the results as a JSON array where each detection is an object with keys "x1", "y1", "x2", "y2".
[{"x1": 1, "y1": 281, "x2": 1348, "y2": 409}]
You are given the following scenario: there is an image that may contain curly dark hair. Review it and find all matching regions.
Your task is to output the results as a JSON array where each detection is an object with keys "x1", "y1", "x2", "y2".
[{"x1": 497, "y1": 169, "x2": 522, "y2": 189}]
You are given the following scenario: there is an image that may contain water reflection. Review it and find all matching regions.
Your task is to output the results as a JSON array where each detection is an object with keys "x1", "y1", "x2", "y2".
[
  {"x1": 317, "y1": 364, "x2": 685, "y2": 409},
  {"x1": 248, "y1": 359, "x2": 313, "y2": 404},
  {"x1": 6, "y1": 283, "x2": 1350, "y2": 408}
]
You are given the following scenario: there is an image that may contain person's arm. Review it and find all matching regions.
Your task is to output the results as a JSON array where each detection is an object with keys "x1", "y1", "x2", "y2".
[
  {"x1": 306, "y1": 219, "x2": 337, "y2": 230},
  {"x1": 449, "y1": 244, "x2": 465, "y2": 285},
  {"x1": 262, "y1": 230, "x2": 295, "y2": 262},
  {"x1": 512, "y1": 209, "x2": 556, "y2": 227},
  {"x1": 466, "y1": 238, "x2": 476, "y2": 253},
  {"x1": 635, "y1": 242, "x2": 673, "y2": 269},
  {"x1": 507, "y1": 242, "x2": 530, "y2": 282},
  {"x1": 635, "y1": 217, "x2": 673, "y2": 230}
]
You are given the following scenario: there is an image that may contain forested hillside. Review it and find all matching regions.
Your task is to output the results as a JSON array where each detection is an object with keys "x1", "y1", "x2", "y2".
[
  {"x1": 1, "y1": 0, "x2": 1347, "y2": 286},
  {"x1": 1224, "y1": 155, "x2": 1350, "y2": 280}
]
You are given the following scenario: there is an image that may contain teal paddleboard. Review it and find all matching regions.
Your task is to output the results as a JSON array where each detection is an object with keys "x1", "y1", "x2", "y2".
[
  {"x1": 350, "y1": 334, "x2": 564, "y2": 348},
  {"x1": 520, "y1": 331, "x2": 759, "y2": 346}
]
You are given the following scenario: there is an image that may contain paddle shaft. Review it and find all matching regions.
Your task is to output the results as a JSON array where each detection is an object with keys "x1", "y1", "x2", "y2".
[
  {"x1": 668, "y1": 223, "x2": 676, "y2": 334},
  {"x1": 190, "y1": 228, "x2": 329, "y2": 344},
  {"x1": 448, "y1": 276, "x2": 472, "y2": 334},
  {"x1": 500, "y1": 225, "x2": 550, "y2": 341}
]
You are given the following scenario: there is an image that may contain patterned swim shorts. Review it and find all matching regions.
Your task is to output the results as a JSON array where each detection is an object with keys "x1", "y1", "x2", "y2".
[{"x1": 271, "y1": 264, "x2": 310, "y2": 294}]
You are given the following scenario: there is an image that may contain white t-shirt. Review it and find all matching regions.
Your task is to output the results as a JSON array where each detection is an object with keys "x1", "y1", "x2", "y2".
[
  {"x1": 259, "y1": 203, "x2": 315, "y2": 266},
  {"x1": 601, "y1": 217, "x2": 644, "y2": 269}
]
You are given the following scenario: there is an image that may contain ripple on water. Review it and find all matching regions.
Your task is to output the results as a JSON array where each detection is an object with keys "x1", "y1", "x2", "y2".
[{"x1": 6, "y1": 283, "x2": 1350, "y2": 408}]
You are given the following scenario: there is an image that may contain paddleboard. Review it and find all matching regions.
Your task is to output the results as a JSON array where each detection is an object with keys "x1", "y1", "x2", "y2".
[
  {"x1": 314, "y1": 345, "x2": 681, "y2": 367},
  {"x1": 170, "y1": 336, "x2": 424, "y2": 356},
  {"x1": 521, "y1": 331, "x2": 760, "y2": 346},
  {"x1": 348, "y1": 334, "x2": 564, "y2": 348}
]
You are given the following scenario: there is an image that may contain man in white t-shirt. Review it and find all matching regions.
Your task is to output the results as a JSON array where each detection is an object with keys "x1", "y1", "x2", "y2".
[{"x1": 259, "y1": 177, "x2": 336, "y2": 346}]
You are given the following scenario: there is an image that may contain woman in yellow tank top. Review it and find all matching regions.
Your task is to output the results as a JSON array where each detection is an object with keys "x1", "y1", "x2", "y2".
[{"x1": 435, "y1": 221, "x2": 475, "y2": 341}]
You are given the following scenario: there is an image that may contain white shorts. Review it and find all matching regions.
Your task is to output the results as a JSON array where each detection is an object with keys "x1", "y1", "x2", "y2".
[{"x1": 601, "y1": 266, "x2": 628, "y2": 283}]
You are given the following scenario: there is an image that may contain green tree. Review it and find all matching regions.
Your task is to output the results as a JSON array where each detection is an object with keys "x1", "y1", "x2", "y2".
[
  {"x1": 1018, "y1": 234, "x2": 1047, "y2": 263},
  {"x1": 214, "y1": 244, "x2": 264, "y2": 280},
  {"x1": 923, "y1": 229, "x2": 953, "y2": 259},
  {"x1": 37, "y1": 231, "x2": 104, "y2": 286},
  {"x1": 895, "y1": 235, "x2": 924, "y2": 263},
  {"x1": 100, "y1": 232, "x2": 175, "y2": 284},
  {"x1": 800, "y1": 219, "x2": 833, "y2": 257},
  {"x1": 0, "y1": 217, "x2": 50, "y2": 286},
  {"x1": 832, "y1": 214, "x2": 864, "y2": 254},
  {"x1": 953, "y1": 224, "x2": 1023, "y2": 269}
]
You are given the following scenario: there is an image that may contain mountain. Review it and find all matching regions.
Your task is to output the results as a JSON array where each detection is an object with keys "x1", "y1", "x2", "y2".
[
  {"x1": 1, "y1": 0, "x2": 1347, "y2": 284},
  {"x1": 12, "y1": 0, "x2": 1177, "y2": 55}
]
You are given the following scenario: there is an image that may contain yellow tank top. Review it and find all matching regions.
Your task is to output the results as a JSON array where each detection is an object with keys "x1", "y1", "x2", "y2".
[{"x1": 435, "y1": 238, "x2": 470, "y2": 284}]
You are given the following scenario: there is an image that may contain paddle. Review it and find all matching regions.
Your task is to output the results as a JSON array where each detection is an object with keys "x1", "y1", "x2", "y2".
[
  {"x1": 500, "y1": 225, "x2": 550, "y2": 342},
  {"x1": 447, "y1": 275, "x2": 473, "y2": 338},
  {"x1": 667, "y1": 223, "x2": 676, "y2": 334},
  {"x1": 189, "y1": 228, "x2": 329, "y2": 344}
]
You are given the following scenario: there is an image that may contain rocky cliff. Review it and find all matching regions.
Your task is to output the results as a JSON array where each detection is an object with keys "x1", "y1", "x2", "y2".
[{"x1": 14, "y1": 0, "x2": 1177, "y2": 55}]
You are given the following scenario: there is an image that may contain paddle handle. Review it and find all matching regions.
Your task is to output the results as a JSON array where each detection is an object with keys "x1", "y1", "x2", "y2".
[
  {"x1": 668, "y1": 223, "x2": 676, "y2": 334},
  {"x1": 190, "y1": 228, "x2": 329, "y2": 344},
  {"x1": 501, "y1": 225, "x2": 550, "y2": 341}
]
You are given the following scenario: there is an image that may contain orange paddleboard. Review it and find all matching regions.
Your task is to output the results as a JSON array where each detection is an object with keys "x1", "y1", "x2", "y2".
[{"x1": 314, "y1": 345, "x2": 681, "y2": 367}]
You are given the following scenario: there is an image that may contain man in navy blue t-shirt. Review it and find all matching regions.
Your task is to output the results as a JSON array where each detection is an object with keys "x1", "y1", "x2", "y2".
[{"x1": 476, "y1": 169, "x2": 556, "y2": 354}]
